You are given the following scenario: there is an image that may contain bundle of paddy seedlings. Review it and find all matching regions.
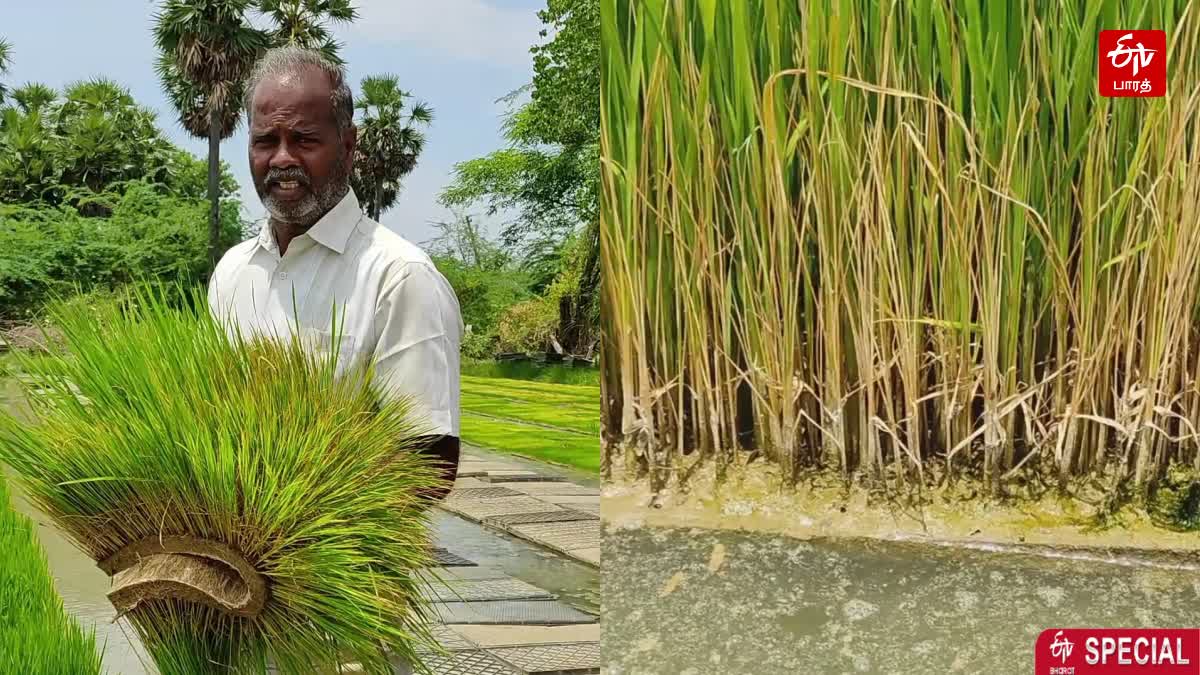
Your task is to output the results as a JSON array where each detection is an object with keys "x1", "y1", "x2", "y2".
[{"x1": 0, "y1": 285, "x2": 450, "y2": 674}]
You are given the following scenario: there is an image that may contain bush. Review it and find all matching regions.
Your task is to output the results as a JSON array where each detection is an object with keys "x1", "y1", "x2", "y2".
[
  {"x1": 496, "y1": 298, "x2": 558, "y2": 353},
  {"x1": 461, "y1": 326, "x2": 499, "y2": 360},
  {"x1": 0, "y1": 181, "x2": 242, "y2": 320},
  {"x1": 433, "y1": 256, "x2": 531, "y2": 358}
]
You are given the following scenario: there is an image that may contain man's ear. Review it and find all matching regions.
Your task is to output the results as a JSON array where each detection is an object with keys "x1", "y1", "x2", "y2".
[{"x1": 343, "y1": 124, "x2": 358, "y2": 173}]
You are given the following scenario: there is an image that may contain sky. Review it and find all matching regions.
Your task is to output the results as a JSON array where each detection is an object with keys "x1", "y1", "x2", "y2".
[{"x1": 1, "y1": 0, "x2": 546, "y2": 246}]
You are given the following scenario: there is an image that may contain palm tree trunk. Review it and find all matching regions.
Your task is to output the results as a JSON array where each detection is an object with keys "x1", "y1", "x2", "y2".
[
  {"x1": 373, "y1": 182, "x2": 383, "y2": 221},
  {"x1": 207, "y1": 107, "x2": 221, "y2": 268}
]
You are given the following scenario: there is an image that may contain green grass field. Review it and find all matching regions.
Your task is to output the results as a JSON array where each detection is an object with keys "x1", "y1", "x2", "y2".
[
  {"x1": 461, "y1": 360, "x2": 600, "y2": 386},
  {"x1": 460, "y1": 395, "x2": 598, "y2": 436},
  {"x1": 0, "y1": 477, "x2": 102, "y2": 673},
  {"x1": 460, "y1": 376, "x2": 599, "y2": 473}
]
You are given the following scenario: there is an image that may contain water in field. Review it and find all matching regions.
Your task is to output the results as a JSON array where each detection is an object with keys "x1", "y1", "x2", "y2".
[{"x1": 603, "y1": 525, "x2": 1200, "y2": 674}]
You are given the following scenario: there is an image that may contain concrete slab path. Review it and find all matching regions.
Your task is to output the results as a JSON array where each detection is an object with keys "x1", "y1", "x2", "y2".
[{"x1": 439, "y1": 450, "x2": 601, "y2": 568}]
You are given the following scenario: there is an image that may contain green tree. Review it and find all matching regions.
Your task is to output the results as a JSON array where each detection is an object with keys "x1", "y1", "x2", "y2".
[
  {"x1": 0, "y1": 79, "x2": 202, "y2": 209},
  {"x1": 426, "y1": 212, "x2": 532, "y2": 358},
  {"x1": 54, "y1": 80, "x2": 166, "y2": 198},
  {"x1": 256, "y1": 0, "x2": 357, "y2": 63},
  {"x1": 350, "y1": 75, "x2": 433, "y2": 221},
  {"x1": 440, "y1": 0, "x2": 599, "y2": 353},
  {"x1": 153, "y1": 0, "x2": 268, "y2": 269},
  {"x1": 0, "y1": 105, "x2": 57, "y2": 203},
  {"x1": 527, "y1": 0, "x2": 600, "y2": 352},
  {"x1": 9, "y1": 82, "x2": 56, "y2": 114},
  {"x1": 527, "y1": 0, "x2": 599, "y2": 148},
  {"x1": 426, "y1": 212, "x2": 511, "y2": 271},
  {"x1": 0, "y1": 38, "x2": 11, "y2": 104}
]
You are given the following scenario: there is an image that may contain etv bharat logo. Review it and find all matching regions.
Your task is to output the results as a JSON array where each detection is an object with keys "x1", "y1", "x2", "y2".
[
  {"x1": 1051, "y1": 631, "x2": 1075, "y2": 664},
  {"x1": 1099, "y1": 30, "x2": 1166, "y2": 97},
  {"x1": 1048, "y1": 631, "x2": 1077, "y2": 674}
]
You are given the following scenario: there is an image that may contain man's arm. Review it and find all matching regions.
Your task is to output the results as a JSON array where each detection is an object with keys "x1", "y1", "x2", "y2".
[
  {"x1": 415, "y1": 435, "x2": 460, "y2": 502},
  {"x1": 372, "y1": 260, "x2": 465, "y2": 503}
]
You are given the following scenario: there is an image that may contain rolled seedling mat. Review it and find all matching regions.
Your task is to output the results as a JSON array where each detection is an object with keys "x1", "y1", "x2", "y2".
[{"x1": 100, "y1": 535, "x2": 269, "y2": 618}]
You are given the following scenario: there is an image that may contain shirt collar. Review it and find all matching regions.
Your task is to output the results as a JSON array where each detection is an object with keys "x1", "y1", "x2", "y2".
[{"x1": 256, "y1": 188, "x2": 362, "y2": 255}]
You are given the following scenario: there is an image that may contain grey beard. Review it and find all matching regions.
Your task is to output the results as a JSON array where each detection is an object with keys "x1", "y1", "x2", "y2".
[
  {"x1": 258, "y1": 140, "x2": 352, "y2": 228},
  {"x1": 262, "y1": 174, "x2": 349, "y2": 228}
]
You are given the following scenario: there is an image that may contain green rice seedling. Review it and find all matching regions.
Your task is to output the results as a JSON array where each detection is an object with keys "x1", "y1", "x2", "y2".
[
  {"x1": 0, "y1": 474, "x2": 103, "y2": 674},
  {"x1": 460, "y1": 413, "x2": 601, "y2": 473},
  {"x1": 0, "y1": 284, "x2": 449, "y2": 674},
  {"x1": 602, "y1": 0, "x2": 1200, "y2": 503},
  {"x1": 462, "y1": 376, "x2": 599, "y2": 403},
  {"x1": 460, "y1": 360, "x2": 601, "y2": 386},
  {"x1": 461, "y1": 396, "x2": 599, "y2": 436}
]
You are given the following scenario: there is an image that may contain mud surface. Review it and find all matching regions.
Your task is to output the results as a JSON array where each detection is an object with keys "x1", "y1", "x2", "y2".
[{"x1": 603, "y1": 525, "x2": 1200, "y2": 674}]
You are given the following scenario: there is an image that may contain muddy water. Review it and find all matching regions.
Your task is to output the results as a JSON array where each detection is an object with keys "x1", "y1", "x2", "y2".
[{"x1": 603, "y1": 525, "x2": 1200, "y2": 674}]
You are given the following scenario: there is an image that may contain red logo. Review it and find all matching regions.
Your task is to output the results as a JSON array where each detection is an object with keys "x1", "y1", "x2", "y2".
[
  {"x1": 1098, "y1": 30, "x2": 1167, "y2": 97},
  {"x1": 1035, "y1": 629, "x2": 1199, "y2": 674}
]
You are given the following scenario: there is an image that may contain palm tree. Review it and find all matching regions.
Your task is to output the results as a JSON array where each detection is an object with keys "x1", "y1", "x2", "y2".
[
  {"x1": 351, "y1": 75, "x2": 432, "y2": 221},
  {"x1": 55, "y1": 79, "x2": 168, "y2": 200},
  {"x1": 0, "y1": 38, "x2": 12, "y2": 105},
  {"x1": 256, "y1": 0, "x2": 357, "y2": 62},
  {"x1": 153, "y1": 0, "x2": 268, "y2": 268},
  {"x1": 9, "y1": 82, "x2": 56, "y2": 115},
  {"x1": 0, "y1": 104, "x2": 57, "y2": 204},
  {"x1": 0, "y1": 83, "x2": 58, "y2": 199}
]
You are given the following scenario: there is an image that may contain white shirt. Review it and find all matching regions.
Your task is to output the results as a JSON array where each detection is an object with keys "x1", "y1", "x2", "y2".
[{"x1": 207, "y1": 189, "x2": 463, "y2": 436}]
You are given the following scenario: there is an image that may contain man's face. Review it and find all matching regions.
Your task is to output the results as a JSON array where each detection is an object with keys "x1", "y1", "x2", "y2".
[{"x1": 249, "y1": 66, "x2": 356, "y2": 226}]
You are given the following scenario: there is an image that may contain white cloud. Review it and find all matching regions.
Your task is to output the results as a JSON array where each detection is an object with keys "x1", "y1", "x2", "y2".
[{"x1": 346, "y1": 0, "x2": 544, "y2": 67}]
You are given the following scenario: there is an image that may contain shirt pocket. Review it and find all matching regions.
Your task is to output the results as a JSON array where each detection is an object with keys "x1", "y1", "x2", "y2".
[{"x1": 302, "y1": 328, "x2": 362, "y2": 375}]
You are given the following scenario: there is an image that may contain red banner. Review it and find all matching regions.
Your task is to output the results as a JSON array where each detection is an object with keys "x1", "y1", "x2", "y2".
[{"x1": 1035, "y1": 629, "x2": 1199, "y2": 674}]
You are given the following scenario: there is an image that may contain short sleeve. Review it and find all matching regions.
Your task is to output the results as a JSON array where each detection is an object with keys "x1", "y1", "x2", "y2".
[
  {"x1": 372, "y1": 262, "x2": 463, "y2": 437},
  {"x1": 207, "y1": 269, "x2": 220, "y2": 319}
]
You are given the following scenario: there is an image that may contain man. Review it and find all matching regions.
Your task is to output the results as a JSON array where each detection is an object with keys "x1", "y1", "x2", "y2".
[{"x1": 207, "y1": 46, "x2": 462, "y2": 502}]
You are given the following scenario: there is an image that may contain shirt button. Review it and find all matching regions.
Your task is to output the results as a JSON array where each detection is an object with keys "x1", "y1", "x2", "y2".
[{"x1": 278, "y1": 271, "x2": 288, "y2": 280}]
